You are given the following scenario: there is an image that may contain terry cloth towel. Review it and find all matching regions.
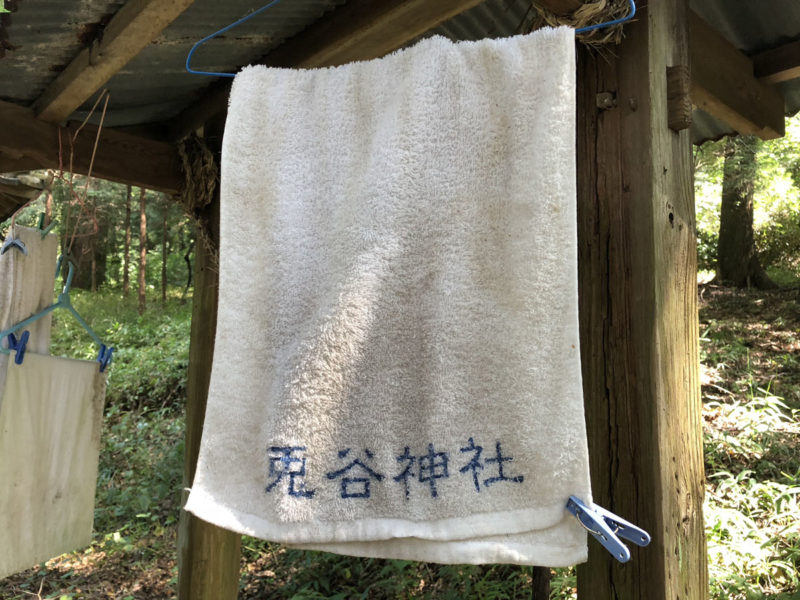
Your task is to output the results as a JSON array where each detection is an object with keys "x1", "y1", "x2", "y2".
[
  {"x1": 0, "y1": 225, "x2": 59, "y2": 412},
  {"x1": 0, "y1": 352, "x2": 106, "y2": 579},
  {"x1": 185, "y1": 26, "x2": 592, "y2": 567}
]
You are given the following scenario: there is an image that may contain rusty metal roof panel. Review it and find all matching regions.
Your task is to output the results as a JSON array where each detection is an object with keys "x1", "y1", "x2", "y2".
[
  {"x1": 430, "y1": 0, "x2": 534, "y2": 42},
  {"x1": 0, "y1": 0, "x2": 125, "y2": 103},
  {"x1": 1, "y1": 0, "x2": 799, "y2": 139},
  {"x1": 0, "y1": 0, "x2": 346, "y2": 126},
  {"x1": 67, "y1": 0, "x2": 346, "y2": 126}
]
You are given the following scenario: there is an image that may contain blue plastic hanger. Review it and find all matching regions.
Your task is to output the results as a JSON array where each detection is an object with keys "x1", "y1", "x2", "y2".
[
  {"x1": 0, "y1": 236, "x2": 27, "y2": 256},
  {"x1": 186, "y1": 0, "x2": 283, "y2": 78},
  {"x1": 37, "y1": 212, "x2": 57, "y2": 239},
  {"x1": 187, "y1": 0, "x2": 636, "y2": 78},
  {"x1": 0, "y1": 261, "x2": 114, "y2": 372},
  {"x1": 575, "y1": 0, "x2": 636, "y2": 34}
]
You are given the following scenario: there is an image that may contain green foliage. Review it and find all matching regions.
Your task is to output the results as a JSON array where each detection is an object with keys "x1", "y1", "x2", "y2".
[
  {"x1": 701, "y1": 293, "x2": 800, "y2": 599},
  {"x1": 95, "y1": 403, "x2": 185, "y2": 540},
  {"x1": 694, "y1": 115, "x2": 800, "y2": 277},
  {"x1": 49, "y1": 289, "x2": 192, "y2": 409},
  {"x1": 239, "y1": 543, "x2": 548, "y2": 599},
  {"x1": 3, "y1": 174, "x2": 196, "y2": 294},
  {"x1": 704, "y1": 395, "x2": 800, "y2": 599}
]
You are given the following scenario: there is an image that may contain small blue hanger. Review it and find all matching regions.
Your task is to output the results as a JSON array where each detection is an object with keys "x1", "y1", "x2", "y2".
[
  {"x1": 0, "y1": 261, "x2": 114, "y2": 372},
  {"x1": 566, "y1": 495, "x2": 651, "y2": 563},
  {"x1": 575, "y1": 0, "x2": 636, "y2": 35},
  {"x1": 187, "y1": 0, "x2": 636, "y2": 78},
  {"x1": 37, "y1": 212, "x2": 57, "y2": 239},
  {"x1": 186, "y1": 0, "x2": 284, "y2": 78}
]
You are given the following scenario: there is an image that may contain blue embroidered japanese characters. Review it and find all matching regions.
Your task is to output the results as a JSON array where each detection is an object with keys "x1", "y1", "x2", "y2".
[
  {"x1": 265, "y1": 446, "x2": 315, "y2": 498},
  {"x1": 266, "y1": 439, "x2": 524, "y2": 501},
  {"x1": 326, "y1": 449, "x2": 384, "y2": 498}
]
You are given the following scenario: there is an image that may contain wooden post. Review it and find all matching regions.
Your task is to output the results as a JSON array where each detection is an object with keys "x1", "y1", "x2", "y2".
[
  {"x1": 177, "y1": 120, "x2": 241, "y2": 599},
  {"x1": 575, "y1": 1, "x2": 707, "y2": 599}
]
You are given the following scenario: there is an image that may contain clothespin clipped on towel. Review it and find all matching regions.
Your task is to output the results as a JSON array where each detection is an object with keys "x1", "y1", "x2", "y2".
[
  {"x1": 566, "y1": 496, "x2": 651, "y2": 563},
  {"x1": 0, "y1": 236, "x2": 27, "y2": 256},
  {"x1": 6, "y1": 331, "x2": 30, "y2": 365}
]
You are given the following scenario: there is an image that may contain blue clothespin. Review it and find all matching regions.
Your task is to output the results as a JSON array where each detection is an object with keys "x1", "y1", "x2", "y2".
[
  {"x1": 97, "y1": 344, "x2": 114, "y2": 373},
  {"x1": 0, "y1": 236, "x2": 27, "y2": 256},
  {"x1": 7, "y1": 331, "x2": 30, "y2": 365},
  {"x1": 566, "y1": 495, "x2": 651, "y2": 563}
]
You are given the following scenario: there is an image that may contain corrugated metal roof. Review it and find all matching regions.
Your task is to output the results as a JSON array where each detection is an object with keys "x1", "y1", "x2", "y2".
[
  {"x1": 72, "y1": 0, "x2": 347, "y2": 126},
  {"x1": 0, "y1": 0, "x2": 798, "y2": 140},
  {"x1": 0, "y1": 0, "x2": 346, "y2": 127},
  {"x1": 432, "y1": 0, "x2": 534, "y2": 42},
  {"x1": 689, "y1": 0, "x2": 800, "y2": 143},
  {"x1": 0, "y1": 0, "x2": 125, "y2": 103}
]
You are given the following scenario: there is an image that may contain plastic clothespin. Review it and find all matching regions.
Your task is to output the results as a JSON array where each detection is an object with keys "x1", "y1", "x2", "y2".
[
  {"x1": 7, "y1": 331, "x2": 30, "y2": 365},
  {"x1": 0, "y1": 236, "x2": 27, "y2": 256},
  {"x1": 97, "y1": 344, "x2": 114, "y2": 373},
  {"x1": 566, "y1": 495, "x2": 651, "y2": 563},
  {"x1": 37, "y1": 213, "x2": 57, "y2": 239}
]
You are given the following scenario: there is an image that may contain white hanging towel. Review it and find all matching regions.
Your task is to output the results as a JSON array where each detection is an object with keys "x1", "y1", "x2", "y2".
[
  {"x1": 0, "y1": 352, "x2": 106, "y2": 578},
  {"x1": 0, "y1": 225, "x2": 59, "y2": 412},
  {"x1": 185, "y1": 26, "x2": 592, "y2": 566}
]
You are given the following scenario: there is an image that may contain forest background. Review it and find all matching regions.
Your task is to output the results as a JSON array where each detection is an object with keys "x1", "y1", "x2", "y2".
[{"x1": 0, "y1": 115, "x2": 798, "y2": 598}]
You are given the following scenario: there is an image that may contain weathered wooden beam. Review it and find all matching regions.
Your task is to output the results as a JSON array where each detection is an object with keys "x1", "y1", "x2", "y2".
[
  {"x1": 170, "y1": 0, "x2": 486, "y2": 140},
  {"x1": 753, "y1": 39, "x2": 800, "y2": 84},
  {"x1": 535, "y1": 0, "x2": 583, "y2": 15},
  {"x1": 576, "y1": 1, "x2": 706, "y2": 599},
  {"x1": 33, "y1": 0, "x2": 195, "y2": 123},
  {"x1": 177, "y1": 117, "x2": 240, "y2": 600},
  {"x1": 0, "y1": 154, "x2": 40, "y2": 175},
  {"x1": 0, "y1": 100, "x2": 182, "y2": 194},
  {"x1": 690, "y1": 11, "x2": 784, "y2": 139}
]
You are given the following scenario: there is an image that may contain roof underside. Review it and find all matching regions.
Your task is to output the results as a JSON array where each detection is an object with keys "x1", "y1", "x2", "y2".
[{"x1": 1, "y1": 0, "x2": 798, "y2": 141}]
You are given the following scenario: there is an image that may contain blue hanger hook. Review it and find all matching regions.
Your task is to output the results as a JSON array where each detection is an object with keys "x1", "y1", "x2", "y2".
[
  {"x1": 188, "y1": 0, "x2": 635, "y2": 77},
  {"x1": 186, "y1": 0, "x2": 284, "y2": 78},
  {"x1": 575, "y1": 0, "x2": 636, "y2": 35}
]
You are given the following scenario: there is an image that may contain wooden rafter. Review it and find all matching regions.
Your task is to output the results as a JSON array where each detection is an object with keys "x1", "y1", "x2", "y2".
[
  {"x1": 753, "y1": 39, "x2": 800, "y2": 84},
  {"x1": 33, "y1": 0, "x2": 195, "y2": 123},
  {"x1": 0, "y1": 100, "x2": 182, "y2": 194},
  {"x1": 690, "y1": 11, "x2": 785, "y2": 139},
  {"x1": 170, "y1": 0, "x2": 488, "y2": 140},
  {"x1": 535, "y1": 0, "x2": 583, "y2": 15}
]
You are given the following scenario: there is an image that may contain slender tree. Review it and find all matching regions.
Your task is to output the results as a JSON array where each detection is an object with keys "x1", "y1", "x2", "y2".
[
  {"x1": 138, "y1": 187, "x2": 147, "y2": 315},
  {"x1": 717, "y1": 135, "x2": 776, "y2": 289},
  {"x1": 123, "y1": 184, "x2": 132, "y2": 296},
  {"x1": 44, "y1": 181, "x2": 53, "y2": 226},
  {"x1": 161, "y1": 195, "x2": 168, "y2": 303}
]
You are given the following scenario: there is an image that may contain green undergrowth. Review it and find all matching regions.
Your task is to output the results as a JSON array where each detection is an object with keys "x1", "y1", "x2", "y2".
[
  {"x1": 49, "y1": 289, "x2": 193, "y2": 410},
  {"x1": 701, "y1": 288, "x2": 800, "y2": 599},
  {"x1": 2, "y1": 287, "x2": 799, "y2": 598},
  {"x1": 238, "y1": 542, "x2": 577, "y2": 599}
]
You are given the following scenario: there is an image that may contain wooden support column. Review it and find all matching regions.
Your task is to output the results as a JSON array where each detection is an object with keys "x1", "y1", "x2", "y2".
[
  {"x1": 177, "y1": 119, "x2": 241, "y2": 600},
  {"x1": 576, "y1": 1, "x2": 706, "y2": 599}
]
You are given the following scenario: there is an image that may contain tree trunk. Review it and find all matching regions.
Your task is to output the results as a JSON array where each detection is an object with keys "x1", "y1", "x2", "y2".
[
  {"x1": 91, "y1": 246, "x2": 97, "y2": 293},
  {"x1": 44, "y1": 187, "x2": 53, "y2": 226},
  {"x1": 717, "y1": 136, "x2": 776, "y2": 289},
  {"x1": 123, "y1": 185, "x2": 132, "y2": 297},
  {"x1": 162, "y1": 196, "x2": 168, "y2": 303},
  {"x1": 531, "y1": 567, "x2": 550, "y2": 599},
  {"x1": 138, "y1": 187, "x2": 147, "y2": 315}
]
